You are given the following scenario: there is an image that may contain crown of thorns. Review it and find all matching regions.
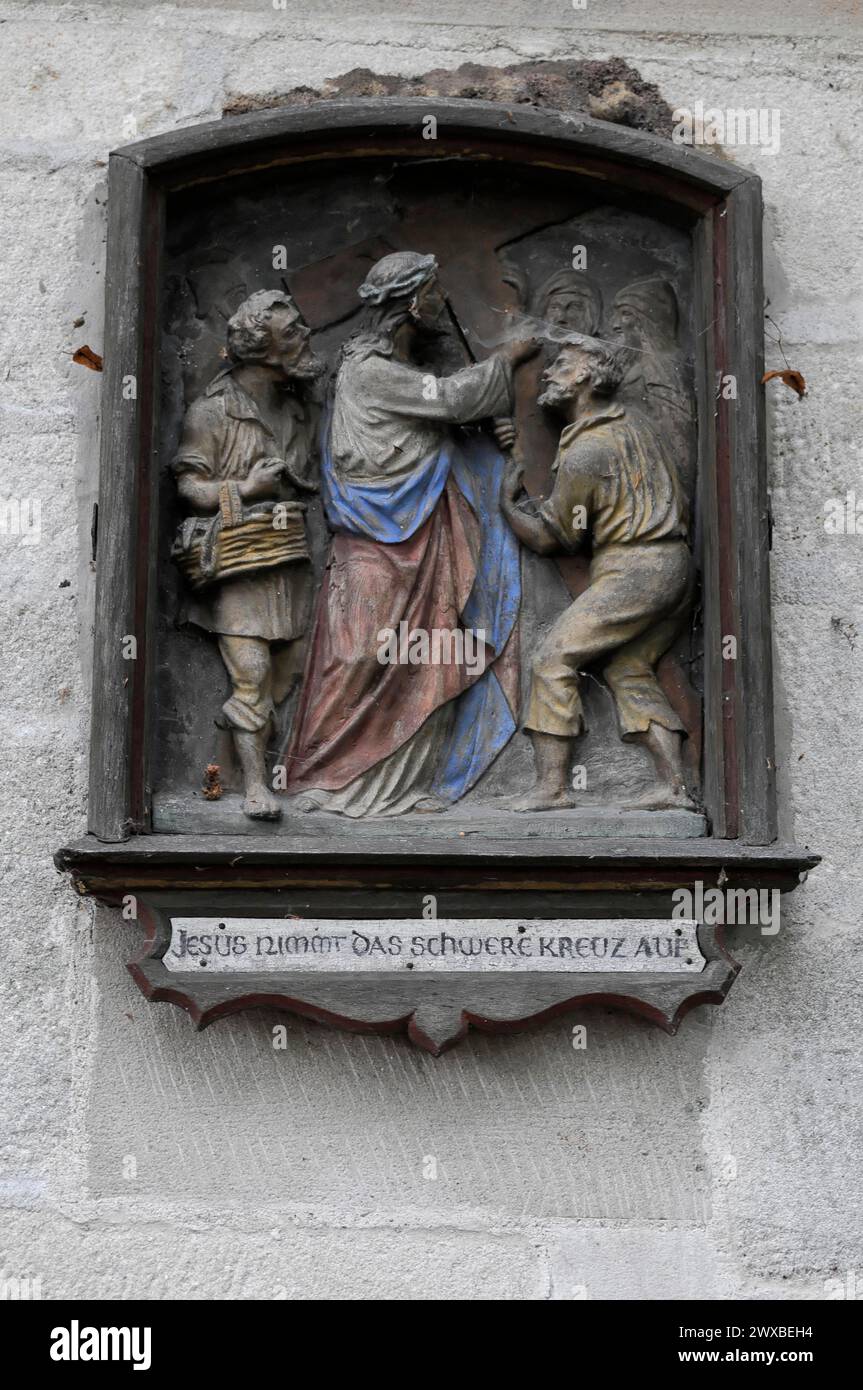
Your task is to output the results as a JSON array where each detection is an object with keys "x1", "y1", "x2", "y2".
[{"x1": 358, "y1": 252, "x2": 439, "y2": 306}]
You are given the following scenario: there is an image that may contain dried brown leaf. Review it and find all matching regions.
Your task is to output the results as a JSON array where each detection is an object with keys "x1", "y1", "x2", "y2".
[
  {"x1": 72, "y1": 344, "x2": 103, "y2": 371},
  {"x1": 762, "y1": 368, "x2": 806, "y2": 398}
]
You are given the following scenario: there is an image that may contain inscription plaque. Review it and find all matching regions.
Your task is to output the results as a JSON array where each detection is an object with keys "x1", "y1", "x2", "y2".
[{"x1": 165, "y1": 918, "x2": 704, "y2": 974}]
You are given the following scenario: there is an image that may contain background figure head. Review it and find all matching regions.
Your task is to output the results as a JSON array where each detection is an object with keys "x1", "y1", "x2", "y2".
[
  {"x1": 610, "y1": 277, "x2": 680, "y2": 355},
  {"x1": 357, "y1": 251, "x2": 445, "y2": 336},
  {"x1": 227, "y1": 289, "x2": 323, "y2": 380},
  {"x1": 538, "y1": 333, "x2": 625, "y2": 416},
  {"x1": 535, "y1": 270, "x2": 603, "y2": 339}
]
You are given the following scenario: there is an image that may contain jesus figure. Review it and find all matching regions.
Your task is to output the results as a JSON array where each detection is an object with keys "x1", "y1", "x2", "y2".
[{"x1": 283, "y1": 251, "x2": 534, "y2": 817}]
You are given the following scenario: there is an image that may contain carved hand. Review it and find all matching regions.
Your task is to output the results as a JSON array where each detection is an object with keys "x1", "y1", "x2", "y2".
[
  {"x1": 492, "y1": 417, "x2": 517, "y2": 452},
  {"x1": 239, "y1": 456, "x2": 285, "y2": 501},
  {"x1": 502, "y1": 456, "x2": 525, "y2": 504},
  {"x1": 500, "y1": 337, "x2": 540, "y2": 368}
]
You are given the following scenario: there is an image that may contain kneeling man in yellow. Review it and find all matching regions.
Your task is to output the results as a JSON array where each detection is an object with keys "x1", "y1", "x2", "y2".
[{"x1": 501, "y1": 334, "x2": 696, "y2": 813}]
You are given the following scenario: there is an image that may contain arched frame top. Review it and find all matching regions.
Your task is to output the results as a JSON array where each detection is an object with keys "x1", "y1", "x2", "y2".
[
  {"x1": 115, "y1": 98, "x2": 749, "y2": 206},
  {"x1": 79, "y1": 97, "x2": 784, "y2": 872}
]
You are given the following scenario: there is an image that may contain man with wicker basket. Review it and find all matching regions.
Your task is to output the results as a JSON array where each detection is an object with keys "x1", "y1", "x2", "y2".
[{"x1": 172, "y1": 289, "x2": 323, "y2": 820}]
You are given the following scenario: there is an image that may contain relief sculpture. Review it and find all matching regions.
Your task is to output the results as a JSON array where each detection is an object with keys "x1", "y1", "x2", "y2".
[
  {"x1": 171, "y1": 290, "x2": 323, "y2": 819},
  {"x1": 282, "y1": 251, "x2": 533, "y2": 818},
  {"x1": 65, "y1": 102, "x2": 800, "y2": 1050},
  {"x1": 171, "y1": 251, "x2": 698, "y2": 824},
  {"x1": 501, "y1": 334, "x2": 695, "y2": 813}
]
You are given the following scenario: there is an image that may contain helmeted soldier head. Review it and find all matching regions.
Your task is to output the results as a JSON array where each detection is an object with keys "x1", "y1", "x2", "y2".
[
  {"x1": 610, "y1": 277, "x2": 679, "y2": 355},
  {"x1": 536, "y1": 270, "x2": 603, "y2": 338}
]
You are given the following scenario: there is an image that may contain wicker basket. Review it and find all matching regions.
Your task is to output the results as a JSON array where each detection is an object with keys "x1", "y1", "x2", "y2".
[{"x1": 173, "y1": 500, "x2": 309, "y2": 592}]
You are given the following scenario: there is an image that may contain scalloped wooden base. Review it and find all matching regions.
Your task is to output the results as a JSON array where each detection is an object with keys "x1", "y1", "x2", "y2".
[{"x1": 127, "y1": 896, "x2": 740, "y2": 1054}]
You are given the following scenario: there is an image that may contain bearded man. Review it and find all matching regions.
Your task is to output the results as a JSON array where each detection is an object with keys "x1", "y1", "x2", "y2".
[
  {"x1": 501, "y1": 334, "x2": 695, "y2": 814},
  {"x1": 172, "y1": 289, "x2": 323, "y2": 820}
]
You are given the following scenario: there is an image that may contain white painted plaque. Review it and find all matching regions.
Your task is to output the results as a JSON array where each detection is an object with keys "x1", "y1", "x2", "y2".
[{"x1": 164, "y1": 919, "x2": 704, "y2": 974}]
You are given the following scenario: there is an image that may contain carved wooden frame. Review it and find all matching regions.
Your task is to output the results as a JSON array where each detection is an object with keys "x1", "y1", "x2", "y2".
[
  {"x1": 127, "y1": 891, "x2": 741, "y2": 1054},
  {"x1": 56, "y1": 99, "x2": 818, "y2": 1048}
]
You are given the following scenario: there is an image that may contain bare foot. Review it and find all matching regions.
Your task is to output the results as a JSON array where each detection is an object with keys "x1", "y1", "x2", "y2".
[
  {"x1": 414, "y1": 795, "x2": 449, "y2": 814},
  {"x1": 506, "y1": 787, "x2": 576, "y2": 812},
  {"x1": 242, "y1": 784, "x2": 282, "y2": 820},
  {"x1": 283, "y1": 792, "x2": 322, "y2": 814},
  {"x1": 619, "y1": 786, "x2": 698, "y2": 813}
]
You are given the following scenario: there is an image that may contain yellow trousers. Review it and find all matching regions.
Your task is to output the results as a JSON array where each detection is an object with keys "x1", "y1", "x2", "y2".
[{"x1": 525, "y1": 540, "x2": 692, "y2": 739}]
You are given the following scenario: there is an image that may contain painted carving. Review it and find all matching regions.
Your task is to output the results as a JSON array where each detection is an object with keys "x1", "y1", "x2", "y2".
[
  {"x1": 610, "y1": 277, "x2": 696, "y2": 501},
  {"x1": 171, "y1": 255, "x2": 698, "y2": 823},
  {"x1": 64, "y1": 102, "x2": 803, "y2": 1052},
  {"x1": 282, "y1": 251, "x2": 534, "y2": 816},
  {"x1": 535, "y1": 268, "x2": 603, "y2": 338},
  {"x1": 171, "y1": 290, "x2": 323, "y2": 820},
  {"x1": 501, "y1": 334, "x2": 695, "y2": 812}
]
